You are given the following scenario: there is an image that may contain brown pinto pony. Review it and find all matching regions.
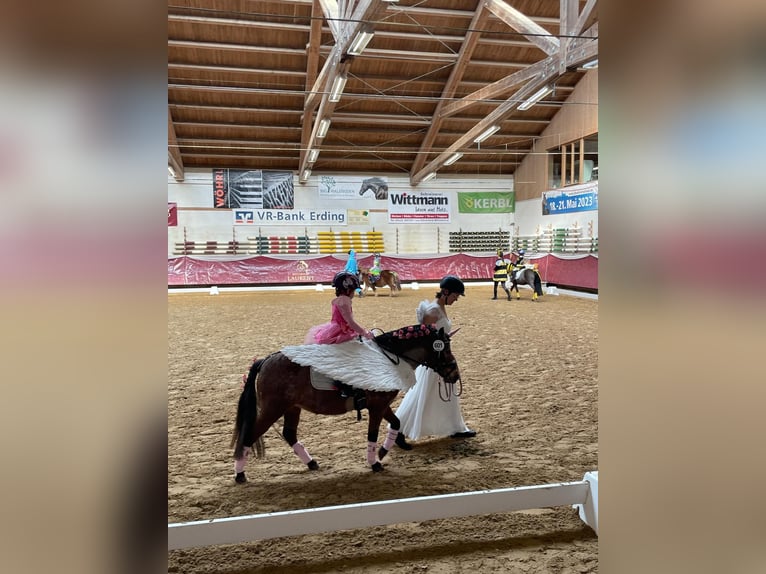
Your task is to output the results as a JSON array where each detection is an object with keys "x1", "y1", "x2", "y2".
[
  {"x1": 359, "y1": 268, "x2": 402, "y2": 296},
  {"x1": 231, "y1": 325, "x2": 461, "y2": 481}
]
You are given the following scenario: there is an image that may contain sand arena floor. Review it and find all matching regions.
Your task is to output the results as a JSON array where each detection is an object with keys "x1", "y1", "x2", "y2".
[{"x1": 168, "y1": 284, "x2": 598, "y2": 573}]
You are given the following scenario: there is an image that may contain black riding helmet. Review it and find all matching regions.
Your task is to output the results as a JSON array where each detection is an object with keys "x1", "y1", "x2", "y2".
[
  {"x1": 333, "y1": 271, "x2": 360, "y2": 291},
  {"x1": 439, "y1": 275, "x2": 465, "y2": 296}
]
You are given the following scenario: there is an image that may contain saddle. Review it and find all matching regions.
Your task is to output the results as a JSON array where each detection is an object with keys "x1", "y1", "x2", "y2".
[{"x1": 309, "y1": 368, "x2": 366, "y2": 420}]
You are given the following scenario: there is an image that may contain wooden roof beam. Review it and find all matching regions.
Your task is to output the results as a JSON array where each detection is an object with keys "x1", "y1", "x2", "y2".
[
  {"x1": 483, "y1": 0, "x2": 560, "y2": 56},
  {"x1": 411, "y1": 76, "x2": 556, "y2": 186},
  {"x1": 318, "y1": 0, "x2": 341, "y2": 40},
  {"x1": 168, "y1": 108, "x2": 185, "y2": 181},
  {"x1": 299, "y1": 0, "x2": 389, "y2": 181},
  {"x1": 574, "y1": 0, "x2": 598, "y2": 36},
  {"x1": 409, "y1": 4, "x2": 489, "y2": 178},
  {"x1": 300, "y1": 0, "x2": 326, "y2": 168},
  {"x1": 558, "y1": 0, "x2": 579, "y2": 73},
  {"x1": 439, "y1": 55, "x2": 558, "y2": 118}
]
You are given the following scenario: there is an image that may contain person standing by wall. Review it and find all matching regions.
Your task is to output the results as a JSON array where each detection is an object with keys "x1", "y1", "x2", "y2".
[
  {"x1": 492, "y1": 249, "x2": 512, "y2": 300},
  {"x1": 343, "y1": 249, "x2": 364, "y2": 297},
  {"x1": 393, "y1": 275, "x2": 475, "y2": 450}
]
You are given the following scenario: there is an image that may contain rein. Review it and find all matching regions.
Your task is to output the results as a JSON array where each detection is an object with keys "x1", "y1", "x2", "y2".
[
  {"x1": 438, "y1": 378, "x2": 463, "y2": 401},
  {"x1": 373, "y1": 335, "x2": 456, "y2": 387}
]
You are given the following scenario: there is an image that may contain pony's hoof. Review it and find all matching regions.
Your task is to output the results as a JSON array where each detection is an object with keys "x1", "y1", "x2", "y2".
[
  {"x1": 371, "y1": 462, "x2": 385, "y2": 472},
  {"x1": 235, "y1": 472, "x2": 247, "y2": 484},
  {"x1": 307, "y1": 460, "x2": 320, "y2": 471}
]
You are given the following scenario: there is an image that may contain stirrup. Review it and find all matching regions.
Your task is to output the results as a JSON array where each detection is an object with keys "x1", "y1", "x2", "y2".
[{"x1": 352, "y1": 389, "x2": 366, "y2": 421}]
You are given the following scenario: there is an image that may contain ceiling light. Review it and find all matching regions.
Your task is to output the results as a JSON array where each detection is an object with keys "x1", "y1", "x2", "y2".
[
  {"x1": 518, "y1": 85, "x2": 553, "y2": 110},
  {"x1": 347, "y1": 30, "x2": 374, "y2": 56},
  {"x1": 167, "y1": 165, "x2": 176, "y2": 177},
  {"x1": 473, "y1": 125, "x2": 500, "y2": 143},
  {"x1": 301, "y1": 169, "x2": 311, "y2": 181},
  {"x1": 308, "y1": 149, "x2": 319, "y2": 163},
  {"x1": 582, "y1": 59, "x2": 598, "y2": 69},
  {"x1": 443, "y1": 152, "x2": 463, "y2": 166},
  {"x1": 317, "y1": 118, "x2": 331, "y2": 138},
  {"x1": 422, "y1": 172, "x2": 437, "y2": 182},
  {"x1": 328, "y1": 74, "x2": 347, "y2": 102}
]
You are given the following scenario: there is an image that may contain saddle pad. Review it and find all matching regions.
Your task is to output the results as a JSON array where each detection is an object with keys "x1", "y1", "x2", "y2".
[
  {"x1": 309, "y1": 368, "x2": 337, "y2": 391},
  {"x1": 282, "y1": 339, "x2": 417, "y2": 392}
]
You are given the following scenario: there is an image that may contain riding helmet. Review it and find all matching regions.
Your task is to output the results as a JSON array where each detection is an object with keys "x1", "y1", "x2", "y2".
[
  {"x1": 333, "y1": 271, "x2": 360, "y2": 291},
  {"x1": 439, "y1": 275, "x2": 465, "y2": 296},
  {"x1": 518, "y1": 249, "x2": 525, "y2": 255}
]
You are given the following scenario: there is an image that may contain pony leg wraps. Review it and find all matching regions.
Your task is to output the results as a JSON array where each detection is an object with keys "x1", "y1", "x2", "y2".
[
  {"x1": 292, "y1": 441, "x2": 313, "y2": 464},
  {"x1": 382, "y1": 428, "x2": 398, "y2": 451},
  {"x1": 366, "y1": 442, "x2": 380, "y2": 466},
  {"x1": 234, "y1": 449, "x2": 249, "y2": 473}
]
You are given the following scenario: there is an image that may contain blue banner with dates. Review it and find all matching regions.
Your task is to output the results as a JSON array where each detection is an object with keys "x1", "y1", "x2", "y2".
[{"x1": 542, "y1": 182, "x2": 598, "y2": 215}]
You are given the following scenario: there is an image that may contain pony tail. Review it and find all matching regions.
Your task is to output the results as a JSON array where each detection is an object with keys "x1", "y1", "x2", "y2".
[
  {"x1": 534, "y1": 271, "x2": 543, "y2": 295},
  {"x1": 232, "y1": 357, "x2": 263, "y2": 457}
]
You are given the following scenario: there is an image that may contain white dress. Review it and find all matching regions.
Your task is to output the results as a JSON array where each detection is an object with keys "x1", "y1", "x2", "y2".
[{"x1": 395, "y1": 300, "x2": 471, "y2": 439}]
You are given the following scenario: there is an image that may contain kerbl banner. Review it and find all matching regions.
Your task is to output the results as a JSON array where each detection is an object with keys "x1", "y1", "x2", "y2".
[
  {"x1": 212, "y1": 169, "x2": 294, "y2": 209},
  {"x1": 457, "y1": 191, "x2": 515, "y2": 213}
]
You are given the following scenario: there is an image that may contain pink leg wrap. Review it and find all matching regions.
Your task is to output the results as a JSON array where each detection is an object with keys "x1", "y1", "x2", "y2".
[
  {"x1": 292, "y1": 441, "x2": 313, "y2": 464},
  {"x1": 382, "y1": 428, "x2": 398, "y2": 451},
  {"x1": 366, "y1": 441, "x2": 379, "y2": 466},
  {"x1": 234, "y1": 449, "x2": 249, "y2": 473}
]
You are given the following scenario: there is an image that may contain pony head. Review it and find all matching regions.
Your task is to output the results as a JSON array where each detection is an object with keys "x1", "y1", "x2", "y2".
[{"x1": 375, "y1": 324, "x2": 461, "y2": 385}]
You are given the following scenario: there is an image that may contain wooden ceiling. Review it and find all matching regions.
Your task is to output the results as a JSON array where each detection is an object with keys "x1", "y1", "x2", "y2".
[{"x1": 168, "y1": 0, "x2": 598, "y2": 185}]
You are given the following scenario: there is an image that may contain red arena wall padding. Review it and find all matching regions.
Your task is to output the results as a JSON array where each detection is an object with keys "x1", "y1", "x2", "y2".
[{"x1": 168, "y1": 253, "x2": 597, "y2": 290}]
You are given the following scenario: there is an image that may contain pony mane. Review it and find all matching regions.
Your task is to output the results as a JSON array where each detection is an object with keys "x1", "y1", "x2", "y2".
[{"x1": 374, "y1": 323, "x2": 443, "y2": 352}]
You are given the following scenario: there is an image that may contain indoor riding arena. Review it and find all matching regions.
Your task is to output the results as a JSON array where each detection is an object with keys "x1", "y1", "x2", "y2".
[
  {"x1": 169, "y1": 1, "x2": 599, "y2": 572},
  {"x1": 168, "y1": 284, "x2": 598, "y2": 574}
]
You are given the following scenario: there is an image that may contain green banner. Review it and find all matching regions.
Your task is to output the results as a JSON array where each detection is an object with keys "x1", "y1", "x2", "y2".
[{"x1": 457, "y1": 191, "x2": 515, "y2": 213}]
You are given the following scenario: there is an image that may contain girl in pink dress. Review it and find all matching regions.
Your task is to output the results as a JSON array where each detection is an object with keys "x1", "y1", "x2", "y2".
[{"x1": 305, "y1": 272, "x2": 373, "y2": 344}]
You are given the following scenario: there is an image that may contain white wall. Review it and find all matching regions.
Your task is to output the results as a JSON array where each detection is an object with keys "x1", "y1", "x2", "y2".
[{"x1": 168, "y1": 170, "x2": 597, "y2": 255}]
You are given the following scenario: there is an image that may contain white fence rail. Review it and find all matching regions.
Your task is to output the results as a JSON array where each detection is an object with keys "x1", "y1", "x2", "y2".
[{"x1": 169, "y1": 473, "x2": 598, "y2": 551}]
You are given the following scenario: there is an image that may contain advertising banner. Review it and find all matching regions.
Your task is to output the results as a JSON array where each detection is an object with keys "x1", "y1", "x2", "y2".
[
  {"x1": 168, "y1": 202, "x2": 177, "y2": 226},
  {"x1": 233, "y1": 209, "x2": 347, "y2": 226},
  {"x1": 347, "y1": 209, "x2": 371, "y2": 225},
  {"x1": 213, "y1": 169, "x2": 294, "y2": 209},
  {"x1": 388, "y1": 190, "x2": 451, "y2": 223},
  {"x1": 542, "y1": 182, "x2": 598, "y2": 215},
  {"x1": 457, "y1": 191, "x2": 515, "y2": 213},
  {"x1": 318, "y1": 175, "x2": 389, "y2": 200}
]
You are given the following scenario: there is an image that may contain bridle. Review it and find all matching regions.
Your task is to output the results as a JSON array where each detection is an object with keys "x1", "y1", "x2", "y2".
[{"x1": 372, "y1": 331, "x2": 459, "y2": 388}]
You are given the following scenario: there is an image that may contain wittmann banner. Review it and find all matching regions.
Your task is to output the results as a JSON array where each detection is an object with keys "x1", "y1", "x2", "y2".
[
  {"x1": 213, "y1": 169, "x2": 294, "y2": 209},
  {"x1": 168, "y1": 202, "x2": 177, "y2": 226},
  {"x1": 457, "y1": 191, "x2": 515, "y2": 213},
  {"x1": 388, "y1": 190, "x2": 451, "y2": 223},
  {"x1": 319, "y1": 175, "x2": 389, "y2": 200},
  {"x1": 542, "y1": 181, "x2": 598, "y2": 215}
]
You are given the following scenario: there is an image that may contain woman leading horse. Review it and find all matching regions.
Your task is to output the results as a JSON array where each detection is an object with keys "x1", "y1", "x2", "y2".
[{"x1": 231, "y1": 324, "x2": 461, "y2": 480}]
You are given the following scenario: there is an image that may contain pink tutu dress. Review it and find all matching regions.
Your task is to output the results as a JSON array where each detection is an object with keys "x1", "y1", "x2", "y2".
[{"x1": 305, "y1": 295, "x2": 368, "y2": 344}]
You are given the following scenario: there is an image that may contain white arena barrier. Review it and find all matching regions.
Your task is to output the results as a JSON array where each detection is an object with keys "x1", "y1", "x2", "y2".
[{"x1": 168, "y1": 471, "x2": 598, "y2": 551}]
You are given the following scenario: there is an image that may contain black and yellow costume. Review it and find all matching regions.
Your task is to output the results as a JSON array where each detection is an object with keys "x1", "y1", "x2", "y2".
[{"x1": 492, "y1": 249, "x2": 511, "y2": 300}]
